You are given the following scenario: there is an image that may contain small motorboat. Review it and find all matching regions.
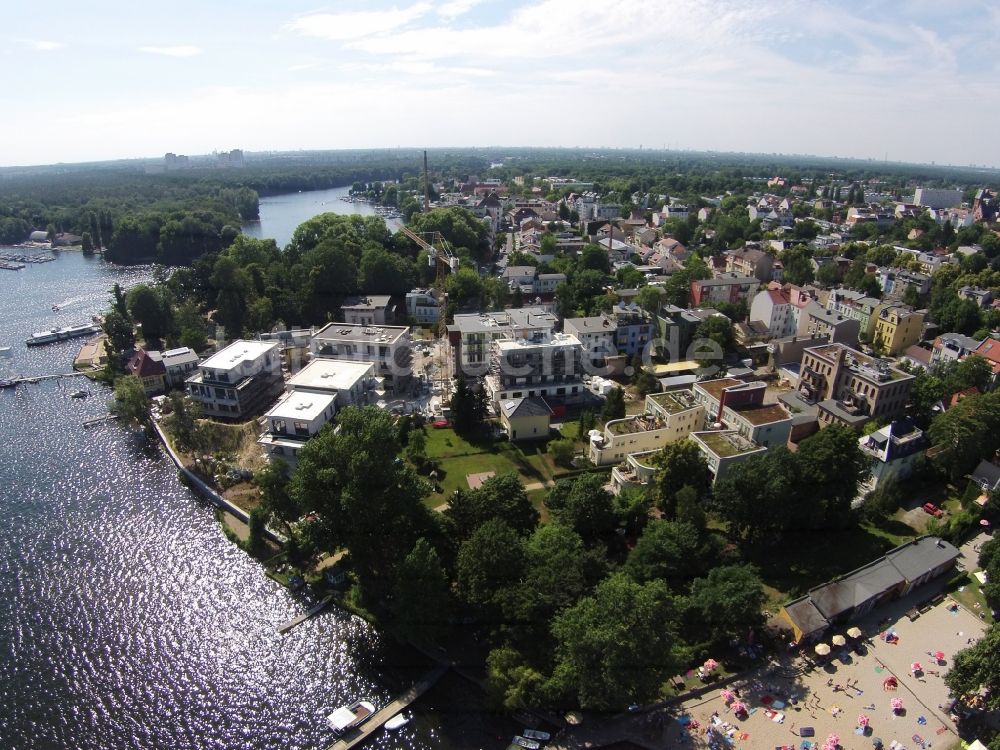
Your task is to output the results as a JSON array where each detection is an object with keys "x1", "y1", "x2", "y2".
[
  {"x1": 70, "y1": 390, "x2": 88, "y2": 399},
  {"x1": 326, "y1": 699, "x2": 375, "y2": 734},
  {"x1": 512, "y1": 737, "x2": 541, "y2": 750},
  {"x1": 523, "y1": 729, "x2": 551, "y2": 741},
  {"x1": 385, "y1": 711, "x2": 411, "y2": 731}
]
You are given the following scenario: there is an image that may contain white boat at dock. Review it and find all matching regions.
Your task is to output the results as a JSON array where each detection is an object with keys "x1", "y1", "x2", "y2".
[
  {"x1": 384, "y1": 711, "x2": 411, "y2": 730},
  {"x1": 326, "y1": 699, "x2": 375, "y2": 734},
  {"x1": 26, "y1": 324, "x2": 101, "y2": 346},
  {"x1": 511, "y1": 736, "x2": 541, "y2": 750}
]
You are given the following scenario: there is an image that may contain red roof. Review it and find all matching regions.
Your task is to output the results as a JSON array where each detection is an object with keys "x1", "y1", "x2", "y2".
[
  {"x1": 767, "y1": 289, "x2": 790, "y2": 305},
  {"x1": 974, "y1": 340, "x2": 1000, "y2": 373},
  {"x1": 126, "y1": 349, "x2": 165, "y2": 378}
]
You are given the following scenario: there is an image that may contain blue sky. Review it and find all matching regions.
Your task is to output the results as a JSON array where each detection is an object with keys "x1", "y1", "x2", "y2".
[{"x1": 3, "y1": 0, "x2": 999, "y2": 168}]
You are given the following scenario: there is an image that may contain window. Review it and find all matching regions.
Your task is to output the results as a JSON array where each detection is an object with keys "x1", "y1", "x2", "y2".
[{"x1": 273, "y1": 419, "x2": 287, "y2": 434}]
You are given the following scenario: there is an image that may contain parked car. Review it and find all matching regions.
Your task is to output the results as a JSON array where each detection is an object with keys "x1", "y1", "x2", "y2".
[{"x1": 922, "y1": 502, "x2": 944, "y2": 517}]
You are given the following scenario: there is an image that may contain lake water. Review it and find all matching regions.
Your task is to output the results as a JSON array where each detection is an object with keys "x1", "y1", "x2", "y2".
[
  {"x1": 0, "y1": 251, "x2": 504, "y2": 749},
  {"x1": 242, "y1": 186, "x2": 401, "y2": 249}
]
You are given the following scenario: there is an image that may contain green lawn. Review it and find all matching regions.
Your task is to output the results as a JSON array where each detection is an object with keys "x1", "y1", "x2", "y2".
[
  {"x1": 423, "y1": 427, "x2": 557, "y2": 498},
  {"x1": 949, "y1": 570, "x2": 995, "y2": 625}
]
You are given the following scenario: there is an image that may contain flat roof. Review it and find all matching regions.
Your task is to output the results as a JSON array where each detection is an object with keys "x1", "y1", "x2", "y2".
[
  {"x1": 313, "y1": 322, "x2": 408, "y2": 345},
  {"x1": 731, "y1": 403, "x2": 790, "y2": 426},
  {"x1": 694, "y1": 377, "x2": 742, "y2": 402},
  {"x1": 266, "y1": 390, "x2": 337, "y2": 422},
  {"x1": 693, "y1": 430, "x2": 763, "y2": 458},
  {"x1": 450, "y1": 307, "x2": 556, "y2": 334},
  {"x1": 199, "y1": 340, "x2": 277, "y2": 371},
  {"x1": 288, "y1": 359, "x2": 374, "y2": 392},
  {"x1": 495, "y1": 333, "x2": 581, "y2": 351},
  {"x1": 652, "y1": 360, "x2": 701, "y2": 375},
  {"x1": 647, "y1": 390, "x2": 699, "y2": 414}
]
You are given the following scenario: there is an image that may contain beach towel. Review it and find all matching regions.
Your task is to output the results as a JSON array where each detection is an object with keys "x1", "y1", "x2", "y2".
[{"x1": 773, "y1": 700, "x2": 786, "y2": 709}]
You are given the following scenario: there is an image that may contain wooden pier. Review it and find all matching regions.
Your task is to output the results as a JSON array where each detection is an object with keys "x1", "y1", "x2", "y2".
[
  {"x1": 83, "y1": 414, "x2": 119, "y2": 428},
  {"x1": 276, "y1": 595, "x2": 333, "y2": 634},
  {"x1": 10, "y1": 372, "x2": 87, "y2": 385},
  {"x1": 326, "y1": 664, "x2": 449, "y2": 750}
]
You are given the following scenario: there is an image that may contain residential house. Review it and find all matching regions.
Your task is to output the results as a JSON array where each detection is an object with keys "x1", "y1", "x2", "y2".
[
  {"x1": 913, "y1": 187, "x2": 963, "y2": 209},
  {"x1": 498, "y1": 397, "x2": 552, "y2": 442},
  {"x1": 691, "y1": 378, "x2": 793, "y2": 450},
  {"x1": 726, "y1": 247, "x2": 775, "y2": 283},
  {"x1": 877, "y1": 268, "x2": 931, "y2": 299},
  {"x1": 310, "y1": 322, "x2": 413, "y2": 392},
  {"x1": 502, "y1": 266, "x2": 537, "y2": 289},
  {"x1": 690, "y1": 273, "x2": 757, "y2": 306},
  {"x1": 589, "y1": 390, "x2": 704, "y2": 466},
  {"x1": 749, "y1": 287, "x2": 798, "y2": 337},
  {"x1": 931, "y1": 332, "x2": 983, "y2": 365},
  {"x1": 258, "y1": 390, "x2": 338, "y2": 469},
  {"x1": 973, "y1": 337, "x2": 1000, "y2": 381},
  {"x1": 340, "y1": 295, "x2": 392, "y2": 326},
  {"x1": 186, "y1": 340, "x2": 282, "y2": 419},
  {"x1": 958, "y1": 286, "x2": 994, "y2": 309},
  {"x1": 871, "y1": 303, "x2": 925, "y2": 356},
  {"x1": 970, "y1": 459, "x2": 1000, "y2": 493},
  {"x1": 405, "y1": 288, "x2": 440, "y2": 325},
  {"x1": 126, "y1": 349, "x2": 167, "y2": 396},
  {"x1": 798, "y1": 301, "x2": 861, "y2": 344},
  {"x1": 798, "y1": 343, "x2": 914, "y2": 429},
  {"x1": 612, "y1": 303, "x2": 655, "y2": 357},
  {"x1": 826, "y1": 289, "x2": 881, "y2": 332},
  {"x1": 858, "y1": 418, "x2": 927, "y2": 493}
]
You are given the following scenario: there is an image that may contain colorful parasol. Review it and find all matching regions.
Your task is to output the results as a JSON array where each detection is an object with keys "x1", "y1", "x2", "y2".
[
  {"x1": 720, "y1": 689, "x2": 735, "y2": 703},
  {"x1": 891, "y1": 697, "x2": 903, "y2": 712},
  {"x1": 932, "y1": 650, "x2": 945, "y2": 661},
  {"x1": 704, "y1": 658, "x2": 719, "y2": 671},
  {"x1": 858, "y1": 714, "x2": 870, "y2": 727},
  {"x1": 911, "y1": 662, "x2": 922, "y2": 673}
]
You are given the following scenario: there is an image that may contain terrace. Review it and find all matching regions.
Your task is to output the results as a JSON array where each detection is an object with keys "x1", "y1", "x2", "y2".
[
  {"x1": 608, "y1": 413, "x2": 665, "y2": 435},
  {"x1": 647, "y1": 389, "x2": 698, "y2": 415},
  {"x1": 693, "y1": 430, "x2": 762, "y2": 458}
]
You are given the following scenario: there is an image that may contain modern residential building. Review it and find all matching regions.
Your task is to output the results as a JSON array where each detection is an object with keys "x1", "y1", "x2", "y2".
[
  {"x1": 877, "y1": 268, "x2": 931, "y2": 299},
  {"x1": 258, "y1": 390, "x2": 338, "y2": 469},
  {"x1": 611, "y1": 303, "x2": 655, "y2": 357},
  {"x1": 690, "y1": 430, "x2": 767, "y2": 482},
  {"x1": 340, "y1": 295, "x2": 392, "y2": 326},
  {"x1": 447, "y1": 307, "x2": 557, "y2": 377},
  {"x1": 563, "y1": 315, "x2": 617, "y2": 368},
  {"x1": 484, "y1": 331, "x2": 584, "y2": 406},
  {"x1": 310, "y1": 323, "x2": 412, "y2": 393},
  {"x1": 958, "y1": 286, "x2": 994, "y2": 309},
  {"x1": 589, "y1": 390, "x2": 704, "y2": 466},
  {"x1": 871, "y1": 304, "x2": 925, "y2": 356},
  {"x1": 858, "y1": 418, "x2": 927, "y2": 494},
  {"x1": 405, "y1": 289, "x2": 440, "y2": 325},
  {"x1": 689, "y1": 273, "x2": 757, "y2": 306},
  {"x1": 798, "y1": 343, "x2": 914, "y2": 429},
  {"x1": 186, "y1": 340, "x2": 282, "y2": 419},
  {"x1": 610, "y1": 450, "x2": 660, "y2": 496},
  {"x1": 286, "y1": 358, "x2": 376, "y2": 407},
  {"x1": 691, "y1": 378, "x2": 793, "y2": 449}
]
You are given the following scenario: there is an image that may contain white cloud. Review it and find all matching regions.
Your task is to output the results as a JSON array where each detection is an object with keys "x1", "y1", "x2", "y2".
[
  {"x1": 285, "y1": 3, "x2": 433, "y2": 41},
  {"x1": 21, "y1": 39, "x2": 64, "y2": 51},
  {"x1": 138, "y1": 45, "x2": 202, "y2": 58},
  {"x1": 436, "y1": 0, "x2": 483, "y2": 19}
]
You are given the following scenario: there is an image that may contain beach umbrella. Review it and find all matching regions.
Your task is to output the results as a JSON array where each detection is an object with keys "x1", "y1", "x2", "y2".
[
  {"x1": 832, "y1": 634, "x2": 847, "y2": 646},
  {"x1": 933, "y1": 650, "x2": 945, "y2": 661},
  {"x1": 857, "y1": 714, "x2": 870, "y2": 727},
  {"x1": 704, "y1": 658, "x2": 719, "y2": 671},
  {"x1": 911, "y1": 662, "x2": 922, "y2": 673},
  {"x1": 847, "y1": 626, "x2": 863, "y2": 639},
  {"x1": 815, "y1": 643, "x2": 831, "y2": 656},
  {"x1": 720, "y1": 689, "x2": 734, "y2": 703},
  {"x1": 891, "y1": 697, "x2": 903, "y2": 712},
  {"x1": 981, "y1": 519, "x2": 991, "y2": 527},
  {"x1": 822, "y1": 733, "x2": 841, "y2": 750},
  {"x1": 730, "y1": 700, "x2": 746, "y2": 715}
]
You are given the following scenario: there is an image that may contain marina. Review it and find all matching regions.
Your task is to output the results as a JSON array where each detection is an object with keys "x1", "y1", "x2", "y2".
[{"x1": 326, "y1": 665, "x2": 449, "y2": 750}]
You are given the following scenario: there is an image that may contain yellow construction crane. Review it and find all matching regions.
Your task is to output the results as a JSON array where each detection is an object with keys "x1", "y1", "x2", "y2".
[{"x1": 399, "y1": 225, "x2": 456, "y2": 337}]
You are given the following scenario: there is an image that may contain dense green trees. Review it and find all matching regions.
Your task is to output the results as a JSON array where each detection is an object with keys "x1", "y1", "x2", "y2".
[
  {"x1": 929, "y1": 390, "x2": 1000, "y2": 482},
  {"x1": 945, "y1": 624, "x2": 1000, "y2": 709},
  {"x1": 651, "y1": 440, "x2": 711, "y2": 517},
  {"x1": 110, "y1": 377, "x2": 151, "y2": 430},
  {"x1": 544, "y1": 474, "x2": 617, "y2": 543},
  {"x1": 290, "y1": 406, "x2": 440, "y2": 596}
]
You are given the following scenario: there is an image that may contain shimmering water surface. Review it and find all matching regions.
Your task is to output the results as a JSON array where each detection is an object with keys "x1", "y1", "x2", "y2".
[
  {"x1": 243, "y1": 186, "x2": 401, "y2": 248},
  {"x1": 0, "y1": 252, "x2": 502, "y2": 749}
]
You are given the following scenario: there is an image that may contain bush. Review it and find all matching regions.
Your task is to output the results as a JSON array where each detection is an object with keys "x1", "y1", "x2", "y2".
[{"x1": 549, "y1": 438, "x2": 575, "y2": 468}]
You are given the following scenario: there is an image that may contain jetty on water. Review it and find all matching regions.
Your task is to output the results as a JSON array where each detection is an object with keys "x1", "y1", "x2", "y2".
[
  {"x1": 276, "y1": 596, "x2": 333, "y2": 634},
  {"x1": 326, "y1": 664, "x2": 449, "y2": 750}
]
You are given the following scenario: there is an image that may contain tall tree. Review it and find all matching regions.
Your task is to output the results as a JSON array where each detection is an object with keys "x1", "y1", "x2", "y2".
[
  {"x1": 110, "y1": 376, "x2": 151, "y2": 431},
  {"x1": 548, "y1": 573, "x2": 678, "y2": 710},
  {"x1": 945, "y1": 625, "x2": 1000, "y2": 709},
  {"x1": 651, "y1": 440, "x2": 711, "y2": 517},
  {"x1": 544, "y1": 474, "x2": 617, "y2": 543},
  {"x1": 390, "y1": 538, "x2": 452, "y2": 644},
  {"x1": 683, "y1": 564, "x2": 766, "y2": 647}
]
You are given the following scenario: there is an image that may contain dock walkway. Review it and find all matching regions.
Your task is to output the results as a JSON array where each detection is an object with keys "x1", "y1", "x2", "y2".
[
  {"x1": 326, "y1": 664, "x2": 449, "y2": 750},
  {"x1": 276, "y1": 595, "x2": 333, "y2": 634}
]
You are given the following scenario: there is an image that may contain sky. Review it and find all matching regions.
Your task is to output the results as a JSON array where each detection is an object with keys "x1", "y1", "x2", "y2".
[{"x1": 3, "y1": 0, "x2": 1000, "y2": 168}]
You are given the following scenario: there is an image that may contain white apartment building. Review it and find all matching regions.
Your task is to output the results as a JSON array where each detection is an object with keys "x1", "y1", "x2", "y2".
[
  {"x1": 186, "y1": 340, "x2": 282, "y2": 419},
  {"x1": 485, "y1": 332, "x2": 584, "y2": 405},
  {"x1": 310, "y1": 322, "x2": 412, "y2": 392},
  {"x1": 257, "y1": 391, "x2": 338, "y2": 469},
  {"x1": 447, "y1": 308, "x2": 557, "y2": 377},
  {"x1": 287, "y1": 358, "x2": 376, "y2": 407},
  {"x1": 749, "y1": 287, "x2": 797, "y2": 337},
  {"x1": 405, "y1": 289, "x2": 440, "y2": 325}
]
